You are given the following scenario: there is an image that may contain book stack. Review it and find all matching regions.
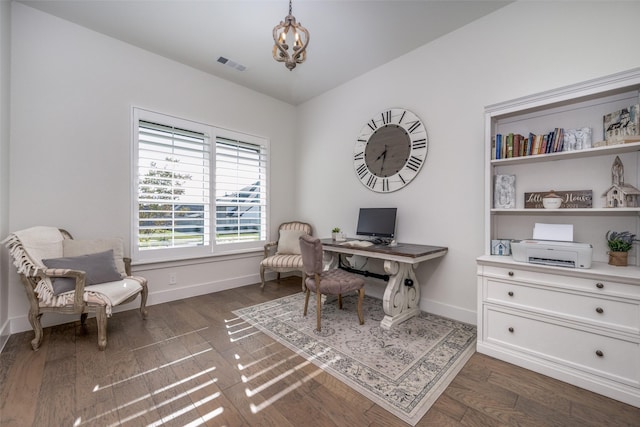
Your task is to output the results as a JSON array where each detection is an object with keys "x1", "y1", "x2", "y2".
[{"x1": 493, "y1": 128, "x2": 565, "y2": 160}]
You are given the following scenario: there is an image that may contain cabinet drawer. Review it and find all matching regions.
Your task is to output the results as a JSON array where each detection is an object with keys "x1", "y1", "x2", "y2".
[
  {"x1": 485, "y1": 308, "x2": 640, "y2": 387},
  {"x1": 485, "y1": 279, "x2": 640, "y2": 333},
  {"x1": 480, "y1": 264, "x2": 640, "y2": 298}
]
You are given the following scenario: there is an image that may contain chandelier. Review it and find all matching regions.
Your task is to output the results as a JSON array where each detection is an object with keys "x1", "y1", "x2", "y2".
[{"x1": 272, "y1": 0, "x2": 309, "y2": 71}]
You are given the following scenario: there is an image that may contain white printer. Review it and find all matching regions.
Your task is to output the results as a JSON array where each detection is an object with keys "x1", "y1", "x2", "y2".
[{"x1": 511, "y1": 239, "x2": 593, "y2": 269}]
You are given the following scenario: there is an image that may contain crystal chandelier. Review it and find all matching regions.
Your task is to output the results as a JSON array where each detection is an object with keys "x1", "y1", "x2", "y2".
[{"x1": 272, "y1": 0, "x2": 309, "y2": 71}]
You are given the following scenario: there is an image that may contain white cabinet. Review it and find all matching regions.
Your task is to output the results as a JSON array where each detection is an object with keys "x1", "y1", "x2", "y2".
[
  {"x1": 478, "y1": 68, "x2": 640, "y2": 408},
  {"x1": 477, "y1": 258, "x2": 640, "y2": 406}
]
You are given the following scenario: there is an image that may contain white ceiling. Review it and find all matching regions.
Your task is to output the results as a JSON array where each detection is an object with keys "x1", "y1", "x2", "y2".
[{"x1": 18, "y1": 0, "x2": 511, "y2": 105}]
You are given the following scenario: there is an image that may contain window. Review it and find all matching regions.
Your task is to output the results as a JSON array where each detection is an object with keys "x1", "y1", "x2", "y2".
[{"x1": 133, "y1": 108, "x2": 268, "y2": 261}]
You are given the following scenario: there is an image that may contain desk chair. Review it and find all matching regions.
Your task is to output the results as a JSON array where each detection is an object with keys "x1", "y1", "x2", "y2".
[{"x1": 298, "y1": 234, "x2": 365, "y2": 332}]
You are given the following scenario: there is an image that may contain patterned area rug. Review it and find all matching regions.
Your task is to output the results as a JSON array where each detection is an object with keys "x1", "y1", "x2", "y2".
[{"x1": 233, "y1": 292, "x2": 476, "y2": 425}]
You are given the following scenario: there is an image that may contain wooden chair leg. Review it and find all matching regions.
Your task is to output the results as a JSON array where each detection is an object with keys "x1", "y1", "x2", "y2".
[
  {"x1": 28, "y1": 310, "x2": 43, "y2": 351},
  {"x1": 139, "y1": 283, "x2": 149, "y2": 319},
  {"x1": 80, "y1": 312, "x2": 88, "y2": 325},
  {"x1": 357, "y1": 288, "x2": 365, "y2": 325},
  {"x1": 316, "y1": 288, "x2": 322, "y2": 332},
  {"x1": 338, "y1": 294, "x2": 343, "y2": 309},
  {"x1": 260, "y1": 266, "x2": 266, "y2": 288},
  {"x1": 304, "y1": 289, "x2": 310, "y2": 316},
  {"x1": 96, "y1": 306, "x2": 107, "y2": 351}
]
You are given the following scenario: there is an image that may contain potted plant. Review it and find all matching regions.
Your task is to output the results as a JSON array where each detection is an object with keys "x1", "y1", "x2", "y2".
[
  {"x1": 332, "y1": 227, "x2": 343, "y2": 241},
  {"x1": 606, "y1": 230, "x2": 638, "y2": 266}
]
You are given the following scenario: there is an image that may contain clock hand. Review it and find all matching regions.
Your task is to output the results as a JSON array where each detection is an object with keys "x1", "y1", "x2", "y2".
[{"x1": 380, "y1": 146, "x2": 388, "y2": 172}]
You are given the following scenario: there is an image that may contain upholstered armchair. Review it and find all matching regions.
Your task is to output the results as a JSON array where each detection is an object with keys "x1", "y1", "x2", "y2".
[
  {"x1": 260, "y1": 221, "x2": 313, "y2": 289},
  {"x1": 298, "y1": 234, "x2": 365, "y2": 332},
  {"x1": 3, "y1": 226, "x2": 148, "y2": 351}
]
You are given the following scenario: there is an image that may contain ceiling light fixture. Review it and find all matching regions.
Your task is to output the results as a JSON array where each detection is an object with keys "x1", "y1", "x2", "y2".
[{"x1": 272, "y1": 0, "x2": 309, "y2": 71}]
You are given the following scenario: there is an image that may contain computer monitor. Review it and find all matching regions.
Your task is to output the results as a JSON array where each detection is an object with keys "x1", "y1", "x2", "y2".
[{"x1": 356, "y1": 208, "x2": 397, "y2": 239}]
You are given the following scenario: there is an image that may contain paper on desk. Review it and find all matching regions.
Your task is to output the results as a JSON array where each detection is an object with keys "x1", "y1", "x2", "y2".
[{"x1": 533, "y1": 223, "x2": 573, "y2": 242}]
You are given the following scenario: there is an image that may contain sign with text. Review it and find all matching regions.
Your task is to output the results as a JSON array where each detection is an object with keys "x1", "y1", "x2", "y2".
[{"x1": 525, "y1": 190, "x2": 593, "y2": 209}]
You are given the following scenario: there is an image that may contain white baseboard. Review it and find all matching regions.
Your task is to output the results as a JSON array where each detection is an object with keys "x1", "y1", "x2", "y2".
[
  {"x1": 420, "y1": 297, "x2": 476, "y2": 325},
  {"x1": 0, "y1": 319, "x2": 10, "y2": 353},
  {"x1": 8, "y1": 273, "x2": 264, "y2": 335}
]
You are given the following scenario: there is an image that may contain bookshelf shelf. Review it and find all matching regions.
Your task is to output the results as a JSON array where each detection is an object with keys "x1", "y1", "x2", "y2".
[
  {"x1": 490, "y1": 141, "x2": 640, "y2": 166},
  {"x1": 490, "y1": 207, "x2": 640, "y2": 215}
]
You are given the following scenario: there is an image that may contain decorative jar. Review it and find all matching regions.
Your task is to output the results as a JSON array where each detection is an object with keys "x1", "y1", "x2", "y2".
[{"x1": 542, "y1": 190, "x2": 563, "y2": 209}]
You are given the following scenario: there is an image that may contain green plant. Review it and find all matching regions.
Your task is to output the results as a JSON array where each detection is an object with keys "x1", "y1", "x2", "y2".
[
  {"x1": 606, "y1": 230, "x2": 638, "y2": 252},
  {"x1": 332, "y1": 227, "x2": 341, "y2": 233}
]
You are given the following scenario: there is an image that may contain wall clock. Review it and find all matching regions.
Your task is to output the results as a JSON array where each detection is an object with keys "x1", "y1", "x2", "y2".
[{"x1": 353, "y1": 108, "x2": 428, "y2": 192}]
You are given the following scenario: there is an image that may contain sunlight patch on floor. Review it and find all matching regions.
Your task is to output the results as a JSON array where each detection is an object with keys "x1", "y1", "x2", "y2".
[
  {"x1": 240, "y1": 352, "x2": 300, "y2": 383},
  {"x1": 80, "y1": 367, "x2": 218, "y2": 426},
  {"x1": 128, "y1": 327, "x2": 210, "y2": 352},
  {"x1": 249, "y1": 367, "x2": 324, "y2": 414},
  {"x1": 146, "y1": 391, "x2": 222, "y2": 426},
  {"x1": 236, "y1": 343, "x2": 285, "y2": 371},
  {"x1": 106, "y1": 379, "x2": 220, "y2": 427},
  {"x1": 93, "y1": 348, "x2": 213, "y2": 391}
]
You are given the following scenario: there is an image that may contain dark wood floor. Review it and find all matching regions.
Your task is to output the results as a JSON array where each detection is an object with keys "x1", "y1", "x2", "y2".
[{"x1": 1, "y1": 276, "x2": 639, "y2": 426}]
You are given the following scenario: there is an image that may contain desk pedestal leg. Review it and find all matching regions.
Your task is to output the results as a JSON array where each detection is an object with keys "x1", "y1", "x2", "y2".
[{"x1": 380, "y1": 261, "x2": 420, "y2": 330}]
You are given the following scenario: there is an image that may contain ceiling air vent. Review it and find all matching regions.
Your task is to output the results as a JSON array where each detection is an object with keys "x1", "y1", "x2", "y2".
[{"x1": 216, "y1": 56, "x2": 247, "y2": 72}]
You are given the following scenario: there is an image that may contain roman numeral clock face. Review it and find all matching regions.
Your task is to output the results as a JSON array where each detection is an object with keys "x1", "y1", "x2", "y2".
[{"x1": 354, "y1": 108, "x2": 428, "y2": 192}]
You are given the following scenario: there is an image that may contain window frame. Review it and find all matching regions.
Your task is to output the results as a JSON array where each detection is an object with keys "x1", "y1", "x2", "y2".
[{"x1": 131, "y1": 108, "x2": 269, "y2": 263}]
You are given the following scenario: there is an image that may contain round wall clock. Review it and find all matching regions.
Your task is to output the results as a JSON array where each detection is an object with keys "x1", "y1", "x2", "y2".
[{"x1": 353, "y1": 108, "x2": 428, "y2": 192}]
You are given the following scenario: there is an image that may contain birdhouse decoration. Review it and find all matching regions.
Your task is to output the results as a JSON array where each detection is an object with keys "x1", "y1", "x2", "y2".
[{"x1": 602, "y1": 156, "x2": 640, "y2": 207}]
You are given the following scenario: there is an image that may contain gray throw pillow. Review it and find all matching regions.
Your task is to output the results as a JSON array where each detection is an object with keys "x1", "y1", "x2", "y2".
[{"x1": 42, "y1": 249, "x2": 122, "y2": 295}]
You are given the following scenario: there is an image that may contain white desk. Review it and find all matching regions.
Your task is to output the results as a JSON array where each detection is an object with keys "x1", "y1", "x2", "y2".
[{"x1": 321, "y1": 239, "x2": 448, "y2": 329}]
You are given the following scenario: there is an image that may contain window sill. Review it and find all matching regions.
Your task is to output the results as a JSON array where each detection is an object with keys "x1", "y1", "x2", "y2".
[{"x1": 131, "y1": 247, "x2": 263, "y2": 271}]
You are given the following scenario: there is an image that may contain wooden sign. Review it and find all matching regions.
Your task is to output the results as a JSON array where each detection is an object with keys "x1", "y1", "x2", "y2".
[{"x1": 524, "y1": 190, "x2": 593, "y2": 209}]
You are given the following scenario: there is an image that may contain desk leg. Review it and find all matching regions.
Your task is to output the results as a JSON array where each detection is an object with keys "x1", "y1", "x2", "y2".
[
  {"x1": 380, "y1": 261, "x2": 420, "y2": 330},
  {"x1": 323, "y1": 251, "x2": 339, "y2": 270}
]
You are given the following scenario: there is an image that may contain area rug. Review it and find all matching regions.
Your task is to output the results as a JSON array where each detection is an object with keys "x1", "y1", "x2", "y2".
[{"x1": 232, "y1": 292, "x2": 476, "y2": 425}]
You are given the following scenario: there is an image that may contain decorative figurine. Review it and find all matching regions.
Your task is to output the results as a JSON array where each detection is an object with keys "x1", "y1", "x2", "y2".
[{"x1": 602, "y1": 156, "x2": 640, "y2": 207}]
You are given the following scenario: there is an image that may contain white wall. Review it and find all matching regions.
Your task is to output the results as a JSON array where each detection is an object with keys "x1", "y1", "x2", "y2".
[
  {"x1": 296, "y1": 1, "x2": 640, "y2": 323},
  {"x1": 0, "y1": 0, "x2": 11, "y2": 349},
  {"x1": 7, "y1": 3, "x2": 298, "y2": 332},
  {"x1": 6, "y1": 1, "x2": 640, "y2": 335}
]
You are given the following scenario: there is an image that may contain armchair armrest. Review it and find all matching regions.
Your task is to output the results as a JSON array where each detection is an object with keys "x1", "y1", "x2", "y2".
[
  {"x1": 40, "y1": 268, "x2": 87, "y2": 310},
  {"x1": 124, "y1": 257, "x2": 132, "y2": 276},
  {"x1": 263, "y1": 241, "x2": 278, "y2": 258}
]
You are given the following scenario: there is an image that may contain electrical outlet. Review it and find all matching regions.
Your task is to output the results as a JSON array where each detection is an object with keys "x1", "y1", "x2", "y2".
[{"x1": 169, "y1": 272, "x2": 177, "y2": 285}]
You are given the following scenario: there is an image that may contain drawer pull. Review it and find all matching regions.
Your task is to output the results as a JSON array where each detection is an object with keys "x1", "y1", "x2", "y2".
[
  {"x1": 595, "y1": 307, "x2": 604, "y2": 314},
  {"x1": 595, "y1": 282, "x2": 604, "y2": 289},
  {"x1": 508, "y1": 327, "x2": 514, "y2": 333},
  {"x1": 595, "y1": 350, "x2": 604, "y2": 357},
  {"x1": 508, "y1": 291, "x2": 514, "y2": 297},
  {"x1": 508, "y1": 271, "x2": 514, "y2": 277}
]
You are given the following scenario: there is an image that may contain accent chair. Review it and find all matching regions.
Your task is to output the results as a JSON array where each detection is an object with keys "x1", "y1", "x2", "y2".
[
  {"x1": 260, "y1": 221, "x2": 312, "y2": 289},
  {"x1": 4, "y1": 226, "x2": 148, "y2": 350}
]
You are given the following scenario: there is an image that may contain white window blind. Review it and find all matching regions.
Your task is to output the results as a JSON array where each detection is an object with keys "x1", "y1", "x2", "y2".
[
  {"x1": 215, "y1": 136, "x2": 267, "y2": 244},
  {"x1": 137, "y1": 120, "x2": 210, "y2": 250},
  {"x1": 133, "y1": 108, "x2": 268, "y2": 261}
]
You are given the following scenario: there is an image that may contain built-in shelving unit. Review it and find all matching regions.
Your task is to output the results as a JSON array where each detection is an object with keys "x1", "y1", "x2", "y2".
[{"x1": 477, "y1": 68, "x2": 640, "y2": 409}]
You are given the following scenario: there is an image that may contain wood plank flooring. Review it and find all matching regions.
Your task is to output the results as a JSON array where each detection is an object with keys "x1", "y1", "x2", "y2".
[{"x1": 1, "y1": 276, "x2": 639, "y2": 426}]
